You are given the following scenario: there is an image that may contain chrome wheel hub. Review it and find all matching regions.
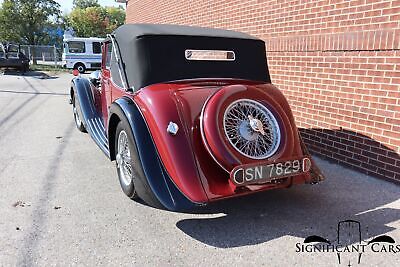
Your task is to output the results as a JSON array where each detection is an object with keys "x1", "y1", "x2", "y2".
[
  {"x1": 223, "y1": 99, "x2": 281, "y2": 160},
  {"x1": 117, "y1": 130, "x2": 133, "y2": 186},
  {"x1": 248, "y1": 115, "x2": 266, "y2": 135}
]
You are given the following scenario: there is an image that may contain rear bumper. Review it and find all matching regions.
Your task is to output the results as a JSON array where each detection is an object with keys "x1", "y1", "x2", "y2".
[
  {"x1": 205, "y1": 134, "x2": 325, "y2": 203},
  {"x1": 298, "y1": 134, "x2": 325, "y2": 184}
]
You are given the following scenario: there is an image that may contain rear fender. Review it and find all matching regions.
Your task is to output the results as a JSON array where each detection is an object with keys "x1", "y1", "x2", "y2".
[
  {"x1": 71, "y1": 77, "x2": 109, "y2": 156},
  {"x1": 109, "y1": 97, "x2": 200, "y2": 211},
  {"x1": 71, "y1": 77, "x2": 94, "y2": 128}
]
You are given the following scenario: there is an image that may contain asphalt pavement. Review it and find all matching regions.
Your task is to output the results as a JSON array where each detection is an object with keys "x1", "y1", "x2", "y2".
[{"x1": 0, "y1": 71, "x2": 399, "y2": 266}]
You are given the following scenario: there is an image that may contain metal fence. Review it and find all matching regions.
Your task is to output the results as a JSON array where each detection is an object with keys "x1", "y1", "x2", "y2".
[{"x1": 19, "y1": 45, "x2": 62, "y2": 66}]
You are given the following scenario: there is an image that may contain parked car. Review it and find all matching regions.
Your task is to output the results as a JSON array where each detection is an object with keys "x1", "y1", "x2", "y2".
[
  {"x1": 62, "y1": 36, "x2": 104, "y2": 73},
  {"x1": 70, "y1": 24, "x2": 325, "y2": 211},
  {"x1": 0, "y1": 43, "x2": 29, "y2": 72}
]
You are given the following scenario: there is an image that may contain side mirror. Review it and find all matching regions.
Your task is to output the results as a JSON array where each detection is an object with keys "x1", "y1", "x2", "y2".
[{"x1": 89, "y1": 70, "x2": 101, "y2": 86}]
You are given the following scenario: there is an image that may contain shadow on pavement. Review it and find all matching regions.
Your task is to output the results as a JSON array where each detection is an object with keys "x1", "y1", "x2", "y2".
[
  {"x1": 1, "y1": 69, "x2": 59, "y2": 79},
  {"x1": 0, "y1": 89, "x2": 68, "y2": 96},
  {"x1": 17, "y1": 122, "x2": 75, "y2": 266},
  {"x1": 176, "y1": 130, "x2": 400, "y2": 248},
  {"x1": 177, "y1": 167, "x2": 399, "y2": 248},
  {"x1": 0, "y1": 77, "x2": 41, "y2": 128}
]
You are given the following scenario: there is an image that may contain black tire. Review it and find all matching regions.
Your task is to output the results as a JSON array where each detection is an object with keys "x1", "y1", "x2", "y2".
[
  {"x1": 114, "y1": 120, "x2": 164, "y2": 209},
  {"x1": 74, "y1": 63, "x2": 86, "y2": 74},
  {"x1": 22, "y1": 63, "x2": 29, "y2": 73},
  {"x1": 72, "y1": 94, "x2": 86, "y2": 132}
]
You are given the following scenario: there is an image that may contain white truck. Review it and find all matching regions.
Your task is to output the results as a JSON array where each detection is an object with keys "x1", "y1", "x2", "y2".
[{"x1": 62, "y1": 36, "x2": 104, "y2": 73}]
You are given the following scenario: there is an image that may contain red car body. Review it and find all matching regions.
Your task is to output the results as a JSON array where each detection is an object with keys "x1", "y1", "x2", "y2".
[{"x1": 71, "y1": 24, "x2": 324, "y2": 211}]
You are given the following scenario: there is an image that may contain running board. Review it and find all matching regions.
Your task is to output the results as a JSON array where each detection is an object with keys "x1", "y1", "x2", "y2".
[{"x1": 86, "y1": 116, "x2": 110, "y2": 157}]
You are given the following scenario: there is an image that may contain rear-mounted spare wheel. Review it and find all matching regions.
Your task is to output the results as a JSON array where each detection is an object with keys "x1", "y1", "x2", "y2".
[
  {"x1": 223, "y1": 99, "x2": 281, "y2": 159},
  {"x1": 200, "y1": 85, "x2": 283, "y2": 172}
]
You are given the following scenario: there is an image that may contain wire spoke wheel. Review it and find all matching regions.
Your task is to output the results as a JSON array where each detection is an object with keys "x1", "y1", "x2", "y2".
[
  {"x1": 73, "y1": 101, "x2": 82, "y2": 126},
  {"x1": 223, "y1": 99, "x2": 281, "y2": 159},
  {"x1": 72, "y1": 95, "x2": 86, "y2": 132},
  {"x1": 116, "y1": 130, "x2": 133, "y2": 186}
]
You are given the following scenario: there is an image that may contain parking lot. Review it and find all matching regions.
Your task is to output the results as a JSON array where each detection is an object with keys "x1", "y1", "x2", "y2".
[{"x1": 0, "y1": 72, "x2": 399, "y2": 266}]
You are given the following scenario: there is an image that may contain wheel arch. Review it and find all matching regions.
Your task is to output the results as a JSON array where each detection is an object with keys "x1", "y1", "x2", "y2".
[
  {"x1": 70, "y1": 77, "x2": 91, "y2": 116},
  {"x1": 73, "y1": 61, "x2": 86, "y2": 69},
  {"x1": 108, "y1": 112, "x2": 121, "y2": 161},
  {"x1": 108, "y1": 97, "x2": 200, "y2": 211}
]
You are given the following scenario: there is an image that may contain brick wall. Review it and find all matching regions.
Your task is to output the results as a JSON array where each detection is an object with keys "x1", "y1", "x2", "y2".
[{"x1": 126, "y1": 0, "x2": 400, "y2": 182}]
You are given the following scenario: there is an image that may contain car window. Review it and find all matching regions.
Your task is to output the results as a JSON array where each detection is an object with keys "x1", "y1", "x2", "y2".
[
  {"x1": 92, "y1": 42, "x2": 101, "y2": 54},
  {"x1": 110, "y1": 43, "x2": 124, "y2": 88},
  {"x1": 68, "y1": 41, "x2": 85, "y2": 53},
  {"x1": 7, "y1": 45, "x2": 19, "y2": 58},
  {"x1": 185, "y1": 49, "x2": 236, "y2": 61},
  {"x1": 105, "y1": 43, "x2": 112, "y2": 69}
]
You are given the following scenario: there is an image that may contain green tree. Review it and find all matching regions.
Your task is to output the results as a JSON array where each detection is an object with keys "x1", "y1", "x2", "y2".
[
  {"x1": 104, "y1": 7, "x2": 126, "y2": 33},
  {"x1": 0, "y1": 0, "x2": 20, "y2": 42},
  {"x1": 0, "y1": 0, "x2": 61, "y2": 45},
  {"x1": 68, "y1": 6, "x2": 107, "y2": 38},
  {"x1": 73, "y1": 0, "x2": 100, "y2": 9},
  {"x1": 66, "y1": 6, "x2": 125, "y2": 38}
]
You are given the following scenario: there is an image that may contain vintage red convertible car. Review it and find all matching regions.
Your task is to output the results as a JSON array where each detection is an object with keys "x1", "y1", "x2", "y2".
[{"x1": 70, "y1": 24, "x2": 324, "y2": 211}]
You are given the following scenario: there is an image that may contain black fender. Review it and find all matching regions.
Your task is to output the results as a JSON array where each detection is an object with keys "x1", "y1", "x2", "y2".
[
  {"x1": 108, "y1": 97, "x2": 201, "y2": 211},
  {"x1": 71, "y1": 77, "x2": 109, "y2": 156}
]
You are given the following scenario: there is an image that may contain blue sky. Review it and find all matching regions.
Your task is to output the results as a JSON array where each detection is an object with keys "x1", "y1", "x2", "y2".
[{"x1": 0, "y1": 0, "x2": 125, "y2": 14}]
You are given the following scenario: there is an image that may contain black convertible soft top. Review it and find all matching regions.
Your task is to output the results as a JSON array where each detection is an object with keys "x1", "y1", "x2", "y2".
[{"x1": 109, "y1": 24, "x2": 270, "y2": 90}]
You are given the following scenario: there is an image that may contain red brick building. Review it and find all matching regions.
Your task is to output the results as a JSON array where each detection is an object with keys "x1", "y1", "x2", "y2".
[{"x1": 125, "y1": 0, "x2": 400, "y2": 182}]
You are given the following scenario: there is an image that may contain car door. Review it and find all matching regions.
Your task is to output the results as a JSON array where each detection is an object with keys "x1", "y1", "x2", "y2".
[
  {"x1": 100, "y1": 41, "x2": 113, "y2": 128},
  {"x1": 6, "y1": 45, "x2": 21, "y2": 68}
]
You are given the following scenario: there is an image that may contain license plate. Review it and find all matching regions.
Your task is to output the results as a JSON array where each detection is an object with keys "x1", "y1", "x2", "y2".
[{"x1": 231, "y1": 157, "x2": 311, "y2": 186}]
